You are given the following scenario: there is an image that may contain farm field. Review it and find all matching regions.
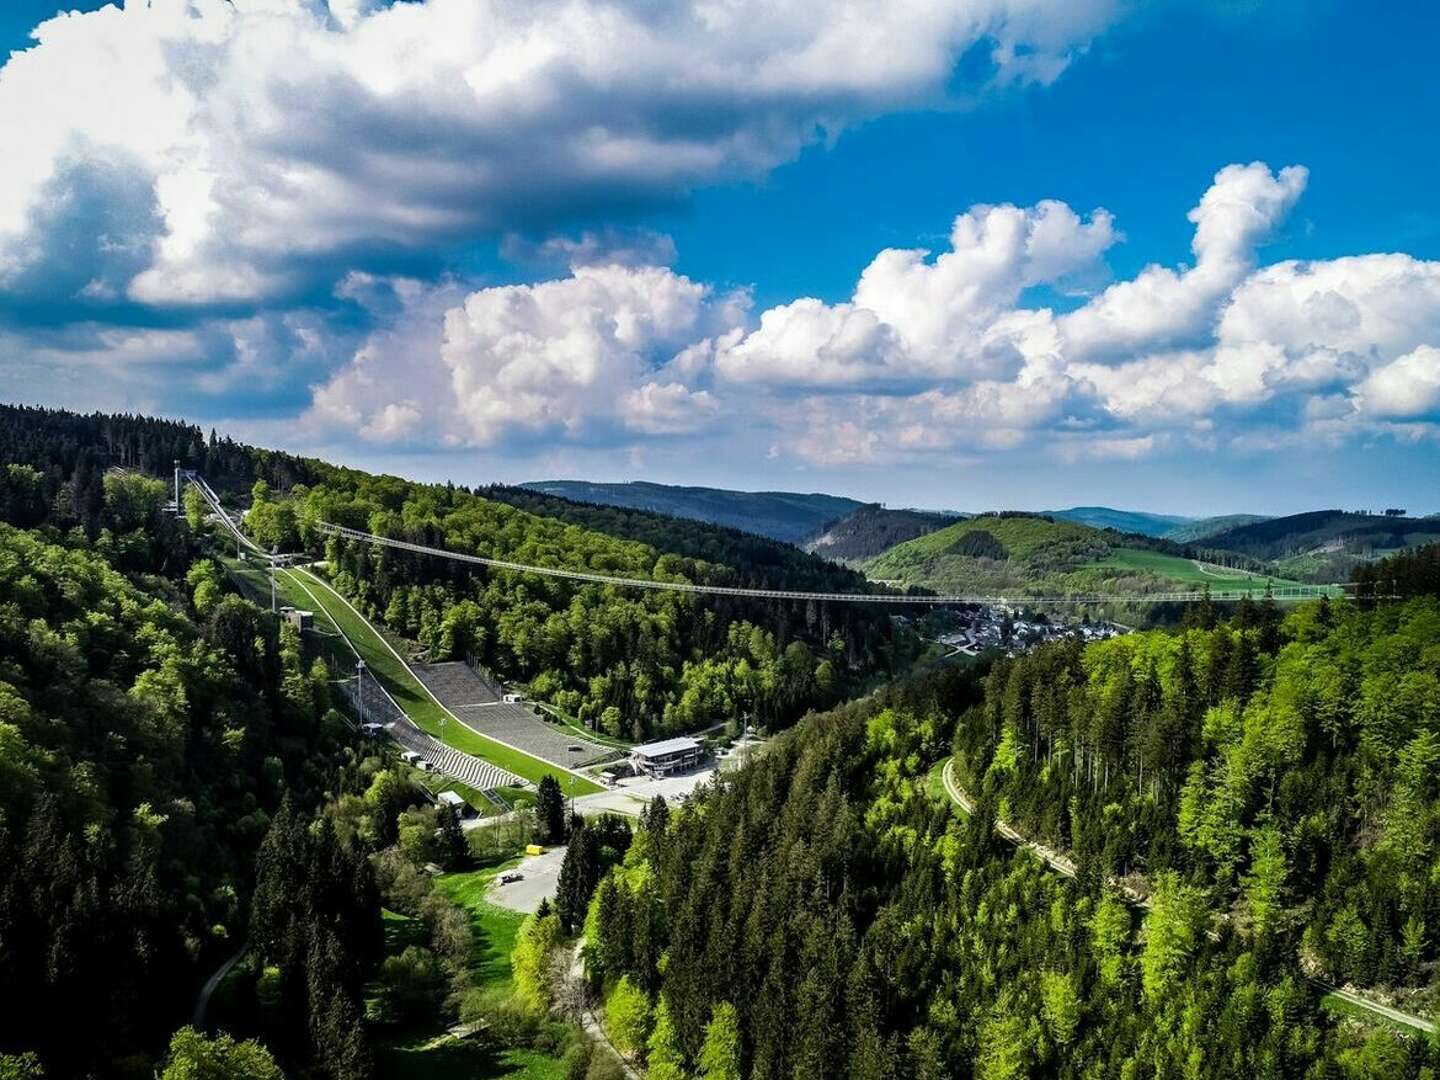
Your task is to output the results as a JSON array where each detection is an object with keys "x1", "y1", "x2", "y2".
[{"x1": 1088, "y1": 548, "x2": 1301, "y2": 590}]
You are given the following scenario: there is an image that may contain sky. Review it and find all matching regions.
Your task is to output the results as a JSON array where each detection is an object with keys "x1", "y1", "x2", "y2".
[{"x1": 1, "y1": 0, "x2": 1438, "y2": 516}]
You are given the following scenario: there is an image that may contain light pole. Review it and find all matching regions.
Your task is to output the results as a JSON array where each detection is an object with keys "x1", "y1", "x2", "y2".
[
  {"x1": 568, "y1": 745, "x2": 582, "y2": 816},
  {"x1": 356, "y1": 659, "x2": 367, "y2": 727},
  {"x1": 269, "y1": 547, "x2": 279, "y2": 613}
]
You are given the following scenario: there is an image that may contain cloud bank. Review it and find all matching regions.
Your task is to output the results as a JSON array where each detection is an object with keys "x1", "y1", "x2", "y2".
[
  {"x1": 307, "y1": 161, "x2": 1440, "y2": 469},
  {"x1": 0, "y1": 0, "x2": 1114, "y2": 312}
]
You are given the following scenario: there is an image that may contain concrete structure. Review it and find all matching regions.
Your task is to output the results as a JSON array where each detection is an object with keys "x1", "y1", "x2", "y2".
[
  {"x1": 279, "y1": 606, "x2": 314, "y2": 631},
  {"x1": 437, "y1": 789, "x2": 473, "y2": 817},
  {"x1": 630, "y1": 736, "x2": 703, "y2": 777}
]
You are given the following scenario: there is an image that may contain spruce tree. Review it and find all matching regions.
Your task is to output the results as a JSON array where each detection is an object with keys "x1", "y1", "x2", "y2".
[
  {"x1": 436, "y1": 803, "x2": 469, "y2": 871},
  {"x1": 536, "y1": 775, "x2": 567, "y2": 845}
]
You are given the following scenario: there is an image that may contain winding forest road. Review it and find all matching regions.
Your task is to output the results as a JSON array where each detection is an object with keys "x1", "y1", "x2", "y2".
[
  {"x1": 939, "y1": 758, "x2": 1436, "y2": 1036},
  {"x1": 192, "y1": 948, "x2": 245, "y2": 1030}
]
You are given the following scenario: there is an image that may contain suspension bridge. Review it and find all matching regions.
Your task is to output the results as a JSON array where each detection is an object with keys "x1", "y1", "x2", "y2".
[
  {"x1": 310, "y1": 521, "x2": 1347, "y2": 606},
  {"x1": 180, "y1": 468, "x2": 1353, "y2": 606}
]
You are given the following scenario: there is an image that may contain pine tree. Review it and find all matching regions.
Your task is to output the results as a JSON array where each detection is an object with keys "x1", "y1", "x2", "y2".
[
  {"x1": 537, "y1": 775, "x2": 567, "y2": 845},
  {"x1": 647, "y1": 996, "x2": 687, "y2": 1080},
  {"x1": 698, "y1": 1002, "x2": 742, "y2": 1080},
  {"x1": 556, "y1": 826, "x2": 599, "y2": 934},
  {"x1": 436, "y1": 804, "x2": 469, "y2": 871}
]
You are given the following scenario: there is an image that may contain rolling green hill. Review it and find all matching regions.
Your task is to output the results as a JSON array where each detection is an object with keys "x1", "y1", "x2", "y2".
[
  {"x1": 863, "y1": 513, "x2": 1296, "y2": 599},
  {"x1": 517, "y1": 479, "x2": 864, "y2": 543}
]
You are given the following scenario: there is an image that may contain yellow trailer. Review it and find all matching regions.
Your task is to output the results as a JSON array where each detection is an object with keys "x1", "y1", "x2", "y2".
[{"x1": 525, "y1": 844, "x2": 545, "y2": 856}]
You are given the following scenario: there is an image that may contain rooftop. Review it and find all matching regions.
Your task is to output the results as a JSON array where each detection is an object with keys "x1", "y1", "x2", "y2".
[{"x1": 632, "y1": 736, "x2": 702, "y2": 758}]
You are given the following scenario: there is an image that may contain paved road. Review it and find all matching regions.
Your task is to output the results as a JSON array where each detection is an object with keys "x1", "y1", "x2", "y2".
[{"x1": 939, "y1": 757, "x2": 1436, "y2": 1035}]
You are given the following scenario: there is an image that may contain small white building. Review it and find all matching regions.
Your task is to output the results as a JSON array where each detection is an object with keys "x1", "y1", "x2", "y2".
[
  {"x1": 630, "y1": 736, "x2": 703, "y2": 777},
  {"x1": 437, "y1": 790, "x2": 473, "y2": 818}
]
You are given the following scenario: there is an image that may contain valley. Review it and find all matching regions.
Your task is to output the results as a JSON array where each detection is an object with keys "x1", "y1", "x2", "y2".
[{"x1": 1, "y1": 402, "x2": 1437, "y2": 1080}]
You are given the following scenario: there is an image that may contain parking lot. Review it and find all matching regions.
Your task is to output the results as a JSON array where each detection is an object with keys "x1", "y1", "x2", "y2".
[
  {"x1": 483, "y1": 763, "x2": 722, "y2": 912},
  {"x1": 487, "y1": 846, "x2": 567, "y2": 914},
  {"x1": 577, "y1": 762, "x2": 719, "y2": 815}
]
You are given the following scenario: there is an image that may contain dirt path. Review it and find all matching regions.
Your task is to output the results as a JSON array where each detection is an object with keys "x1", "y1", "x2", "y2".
[{"x1": 938, "y1": 757, "x2": 1435, "y2": 1035}]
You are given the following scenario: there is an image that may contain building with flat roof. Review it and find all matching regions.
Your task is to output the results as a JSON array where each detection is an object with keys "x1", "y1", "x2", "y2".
[
  {"x1": 630, "y1": 736, "x2": 703, "y2": 777},
  {"x1": 437, "y1": 790, "x2": 473, "y2": 817}
]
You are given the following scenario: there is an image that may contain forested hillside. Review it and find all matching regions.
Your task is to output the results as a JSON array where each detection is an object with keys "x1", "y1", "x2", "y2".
[
  {"x1": 487, "y1": 483, "x2": 871, "y2": 592},
  {"x1": 1165, "y1": 514, "x2": 1272, "y2": 544},
  {"x1": 1044, "y1": 505, "x2": 1191, "y2": 538},
  {"x1": 518, "y1": 479, "x2": 864, "y2": 544},
  {"x1": 1205, "y1": 510, "x2": 1440, "y2": 561},
  {"x1": 572, "y1": 610, "x2": 1440, "y2": 1079},
  {"x1": 275, "y1": 472, "x2": 907, "y2": 739},
  {"x1": 0, "y1": 402, "x2": 321, "y2": 512},
  {"x1": 0, "y1": 404, "x2": 917, "y2": 743},
  {"x1": 1355, "y1": 542, "x2": 1440, "y2": 601},
  {"x1": 953, "y1": 590, "x2": 1440, "y2": 1016},
  {"x1": 803, "y1": 503, "x2": 958, "y2": 562},
  {"x1": 0, "y1": 492, "x2": 379, "y2": 1074}
]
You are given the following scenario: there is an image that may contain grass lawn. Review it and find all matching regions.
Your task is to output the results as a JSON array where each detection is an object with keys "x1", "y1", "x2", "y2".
[
  {"x1": 373, "y1": 867, "x2": 561, "y2": 1080},
  {"x1": 433, "y1": 867, "x2": 527, "y2": 990},
  {"x1": 926, "y1": 759, "x2": 949, "y2": 804},
  {"x1": 378, "y1": 1041, "x2": 565, "y2": 1080},
  {"x1": 285, "y1": 567, "x2": 601, "y2": 795}
]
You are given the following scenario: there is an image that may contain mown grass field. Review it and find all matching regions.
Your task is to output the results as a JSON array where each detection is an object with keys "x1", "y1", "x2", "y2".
[
  {"x1": 432, "y1": 867, "x2": 527, "y2": 990},
  {"x1": 284, "y1": 566, "x2": 602, "y2": 795}
]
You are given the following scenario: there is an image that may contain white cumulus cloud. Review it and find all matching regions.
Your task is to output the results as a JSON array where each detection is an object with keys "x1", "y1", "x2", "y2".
[{"x1": 0, "y1": 0, "x2": 1117, "y2": 309}]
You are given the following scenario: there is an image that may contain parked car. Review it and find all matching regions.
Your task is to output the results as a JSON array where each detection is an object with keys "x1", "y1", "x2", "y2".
[{"x1": 500, "y1": 872, "x2": 524, "y2": 885}]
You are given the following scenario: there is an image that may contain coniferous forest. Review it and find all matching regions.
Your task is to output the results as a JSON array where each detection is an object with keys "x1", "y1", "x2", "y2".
[{"x1": 579, "y1": 582, "x2": 1440, "y2": 1078}]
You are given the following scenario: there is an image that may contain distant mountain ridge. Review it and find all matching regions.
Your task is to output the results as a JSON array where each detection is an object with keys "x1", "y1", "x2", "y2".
[
  {"x1": 1202, "y1": 509, "x2": 1440, "y2": 560},
  {"x1": 803, "y1": 504, "x2": 960, "y2": 562},
  {"x1": 1164, "y1": 513, "x2": 1271, "y2": 543},
  {"x1": 519, "y1": 479, "x2": 865, "y2": 544},
  {"x1": 1044, "y1": 505, "x2": 1193, "y2": 538}
]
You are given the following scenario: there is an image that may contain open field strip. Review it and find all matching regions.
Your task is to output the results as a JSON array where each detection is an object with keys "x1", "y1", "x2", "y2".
[
  {"x1": 1088, "y1": 547, "x2": 1344, "y2": 596},
  {"x1": 287, "y1": 566, "x2": 602, "y2": 794}
]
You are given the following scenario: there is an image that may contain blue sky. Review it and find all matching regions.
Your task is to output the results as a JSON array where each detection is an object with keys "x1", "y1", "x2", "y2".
[{"x1": 2, "y1": 1, "x2": 1438, "y2": 515}]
